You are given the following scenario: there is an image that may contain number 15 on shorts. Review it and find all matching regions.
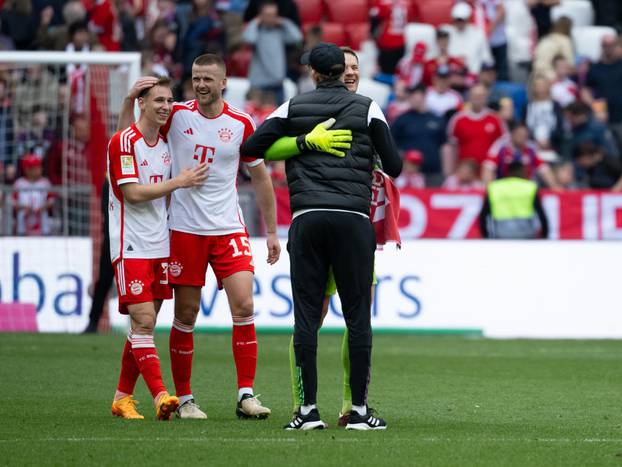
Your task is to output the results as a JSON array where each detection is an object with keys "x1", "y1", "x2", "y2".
[{"x1": 229, "y1": 236, "x2": 252, "y2": 257}]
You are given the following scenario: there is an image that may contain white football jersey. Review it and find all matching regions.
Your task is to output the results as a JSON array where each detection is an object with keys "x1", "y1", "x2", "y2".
[
  {"x1": 161, "y1": 100, "x2": 261, "y2": 236},
  {"x1": 108, "y1": 124, "x2": 172, "y2": 262},
  {"x1": 425, "y1": 88, "x2": 463, "y2": 118}
]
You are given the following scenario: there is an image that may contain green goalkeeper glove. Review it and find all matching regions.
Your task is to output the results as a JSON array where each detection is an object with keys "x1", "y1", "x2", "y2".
[{"x1": 296, "y1": 118, "x2": 352, "y2": 157}]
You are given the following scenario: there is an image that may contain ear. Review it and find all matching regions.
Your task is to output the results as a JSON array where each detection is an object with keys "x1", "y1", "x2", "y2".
[{"x1": 221, "y1": 77, "x2": 227, "y2": 91}]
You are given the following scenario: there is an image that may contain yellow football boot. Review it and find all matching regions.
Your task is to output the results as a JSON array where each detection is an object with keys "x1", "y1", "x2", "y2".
[
  {"x1": 156, "y1": 394, "x2": 180, "y2": 421},
  {"x1": 111, "y1": 395, "x2": 144, "y2": 420}
]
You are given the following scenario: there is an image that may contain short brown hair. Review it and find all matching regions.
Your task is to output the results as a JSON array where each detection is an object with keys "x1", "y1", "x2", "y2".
[
  {"x1": 138, "y1": 75, "x2": 172, "y2": 98},
  {"x1": 340, "y1": 46, "x2": 358, "y2": 62},
  {"x1": 193, "y1": 54, "x2": 227, "y2": 73}
]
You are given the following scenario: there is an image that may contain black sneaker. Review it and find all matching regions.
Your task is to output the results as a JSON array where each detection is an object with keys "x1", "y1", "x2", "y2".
[
  {"x1": 283, "y1": 409, "x2": 328, "y2": 430},
  {"x1": 345, "y1": 410, "x2": 387, "y2": 430}
]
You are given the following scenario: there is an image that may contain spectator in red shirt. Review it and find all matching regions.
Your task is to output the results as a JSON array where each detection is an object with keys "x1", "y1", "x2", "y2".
[
  {"x1": 86, "y1": 0, "x2": 121, "y2": 51},
  {"x1": 446, "y1": 83, "x2": 507, "y2": 174},
  {"x1": 423, "y1": 28, "x2": 467, "y2": 87},
  {"x1": 370, "y1": 0, "x2": 419, "y2": 75},
  {"x1": 482, "y1": 120, "x2": 559, "y2": 188}
]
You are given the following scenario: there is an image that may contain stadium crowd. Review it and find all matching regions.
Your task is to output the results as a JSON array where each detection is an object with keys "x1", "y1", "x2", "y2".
[{"x1": 1, "y1": 0, "x2": 622, "y2": 235}]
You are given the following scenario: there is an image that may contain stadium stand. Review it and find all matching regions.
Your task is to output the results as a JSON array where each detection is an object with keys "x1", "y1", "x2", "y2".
[
  {"x1": 572, "y1": 25, "x2": 618, "y2": 61},
  {"x1": 2, "y1": 0, "x2": 622, "y2": 241},
  {"x1": 415, "y1": 0, "x2": 454, "y2": 27},
  {"x1": 551, "y1": 0, "x2": 594, "y2": 29}
]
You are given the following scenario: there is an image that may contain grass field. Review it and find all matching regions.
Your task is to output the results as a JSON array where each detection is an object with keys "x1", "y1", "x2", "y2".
[{"x1": 1, "y1": 333, "x2": 621, "y2": 466}]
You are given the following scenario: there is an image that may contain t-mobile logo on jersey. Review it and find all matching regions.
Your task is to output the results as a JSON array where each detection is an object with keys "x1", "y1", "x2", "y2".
[
  {"x1": 150, "y1": 175, "x2": 163, "y2": 184},
  {"x1": 194, "y1": 144, "x2": 215, "y2": 164}
]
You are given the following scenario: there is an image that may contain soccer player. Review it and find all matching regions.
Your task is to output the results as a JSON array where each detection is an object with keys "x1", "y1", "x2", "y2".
[
  {"x1": 119, "y1": 54, "x2": 280, "y2": 420},
  {"x1": 109, "y1": 76, "x2": 208, "y2": 420}
]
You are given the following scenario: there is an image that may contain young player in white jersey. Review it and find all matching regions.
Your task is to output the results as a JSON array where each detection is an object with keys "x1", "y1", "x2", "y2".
[
  {"x1": 119, "y1": 55, "x2": 280, "y2": 420},
  {"x1": 108, "y1": 76, "x2": 207, "y2": 420}
]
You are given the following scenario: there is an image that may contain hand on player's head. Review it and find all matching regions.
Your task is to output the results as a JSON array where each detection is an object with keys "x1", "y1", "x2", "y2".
[
  {"x1": 176, "y1": 163, "x2": 209, "y2": 188},
  {"x1": 128, "y1": 77, "x2": 160, "y2": 99}
]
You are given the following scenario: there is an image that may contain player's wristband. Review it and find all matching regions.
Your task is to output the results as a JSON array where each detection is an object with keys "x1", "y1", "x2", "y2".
[{"x1": 296, "y1": 135, "x2": 308, "y2": 152}]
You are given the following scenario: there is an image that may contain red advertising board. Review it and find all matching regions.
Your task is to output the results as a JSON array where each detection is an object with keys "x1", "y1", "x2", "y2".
[{"x1": 274, "y1": 188, "x2": 622, "y2": 240}]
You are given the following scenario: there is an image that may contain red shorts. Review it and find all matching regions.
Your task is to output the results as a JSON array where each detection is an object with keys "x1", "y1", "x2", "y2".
[
  {"x1": 113, "y1": 257, "x2": 173, "y2": 314},
  {"x1": 169, "y1": 230, "x2": 255, "y2": 289}
]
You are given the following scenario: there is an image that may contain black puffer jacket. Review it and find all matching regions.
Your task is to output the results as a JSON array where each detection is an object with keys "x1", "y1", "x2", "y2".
[{"x1": 284, "y1": 80, "x2": 375, "y2": 215}]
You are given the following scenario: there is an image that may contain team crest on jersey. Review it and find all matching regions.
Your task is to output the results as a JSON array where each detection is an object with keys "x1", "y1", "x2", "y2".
[
  {"x1": 169, "y1": 261, "x2": 183, "y2": 277},
  {"x1": 218, "y1": 128, "x2": 233, "y2": 142},
  {"x1": 162, "y1": 151, "x2": 171, "y2": 165},
  {"x1": 129, "y1": 280, "x2": 144, "y2": 295},
  {"x1": 121, "y1": 155, "x2": 135, "y2": 175}
]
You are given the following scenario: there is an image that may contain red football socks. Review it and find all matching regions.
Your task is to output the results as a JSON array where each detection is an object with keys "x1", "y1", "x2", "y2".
[
  {"x1": 169, "y1": 319, "x2": 194, "y2": 398},
  {"x1": 232, "y1": 316, "x2": 257, "y2": 389},
  {"x1": 131, "y1": 334, "x2": 167, "y2": 399},
  {"x1": 116, "y1": 333, "x2": 140, "y2": 398}
]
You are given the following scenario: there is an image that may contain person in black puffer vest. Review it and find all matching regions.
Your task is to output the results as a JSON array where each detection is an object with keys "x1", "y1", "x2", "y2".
[{"x1": 241, "y1": 42, "x2": 402, "y2": 431}]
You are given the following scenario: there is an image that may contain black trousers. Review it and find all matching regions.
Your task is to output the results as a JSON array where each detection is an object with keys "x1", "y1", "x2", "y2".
[
  {"x1": 288, "y1": 211, "x2": 375, "y2": 407},
  {"x1": 86, "y1": 182, "x2": 114, "y2": 331}
]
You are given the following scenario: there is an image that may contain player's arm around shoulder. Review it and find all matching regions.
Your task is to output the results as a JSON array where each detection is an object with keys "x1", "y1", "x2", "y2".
[{"x1": 247, "y1": 162, "x2": 281, "y2": 264}]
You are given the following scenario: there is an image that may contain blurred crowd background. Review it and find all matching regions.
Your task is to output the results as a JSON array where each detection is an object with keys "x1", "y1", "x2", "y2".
[{"x1": 1, "y1": 0, "x2": 622, "y2": 236}]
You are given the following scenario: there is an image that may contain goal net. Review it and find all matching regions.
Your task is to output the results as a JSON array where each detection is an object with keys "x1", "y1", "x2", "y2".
[{"x1": 0, "y1": 51, "x2": 140, "y2": 332}]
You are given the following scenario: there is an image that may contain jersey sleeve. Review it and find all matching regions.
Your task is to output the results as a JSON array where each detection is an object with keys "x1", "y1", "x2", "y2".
[
  {"x1": 240, "y1": 113, "x2": 262, "y2": 167},
  {"x1": 483, "y1": 140, "x2": 501, "y2": 169},
  {"x1": 446, "y1": 113, "x2": 460, "y2": 144},
  {"x1": 108, "y1": 133, "x2": 139, "y2": 186}
]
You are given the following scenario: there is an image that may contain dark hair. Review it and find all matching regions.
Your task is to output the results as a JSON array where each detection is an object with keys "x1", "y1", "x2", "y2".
[
  {"x1": 315, "y1": 64, "x2": 346, "y2": 83},
  {"x1": 552, "y1": 16, "x2": 572, "y2": 36},
  {"x1": 340, "y1": 46, "x2": 359, "y2": 62},
  {"x1": 259, "y1": 0, "x2": 278, "y2": 9},
  {"x1": 436, "y1": 28, "x2": 450, "y2": 39},
  {"x1": 574, "y1": 142, "x2": 602, "y2": 158},
  {"x1": 565, "y1": 101, "x2": 591, "y2": 116},
  {"x1": 68, "y1": 20, "x2": 88, "y2": 39},
  {"x1": 138, "y1": 75, "x2": 172, "y2": 99},
  {"x1": 193, "y1": 54, "x2": 227, "y2": 73},
  {"x1": 508, "y1": 119, "x2": 527, "y2": 132},
  {"x1": 407, "y1": 83, "x2": 427, "y2": 94},
  {"x1": 507, "y1": 160, "x2": 525, "y2": 177}
]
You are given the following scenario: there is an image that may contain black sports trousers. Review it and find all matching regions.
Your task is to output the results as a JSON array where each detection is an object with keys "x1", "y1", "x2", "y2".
[{"x1": 288, "y1": 210, "x2": 375, "y2": 407}]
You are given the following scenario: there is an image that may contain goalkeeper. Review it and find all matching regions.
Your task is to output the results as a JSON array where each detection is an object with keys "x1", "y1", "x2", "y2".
[{"x1": 262, "y1": 47, "x2": 381, "y2": 427}]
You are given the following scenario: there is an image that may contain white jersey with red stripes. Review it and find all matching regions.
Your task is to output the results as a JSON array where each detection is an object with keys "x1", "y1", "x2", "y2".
[
  {"x1": 107, "y1": 123, "x2": 172, "y2": 263},
  {"x1": 161, "y1": 99, "x2": 261, "y2": 236}
]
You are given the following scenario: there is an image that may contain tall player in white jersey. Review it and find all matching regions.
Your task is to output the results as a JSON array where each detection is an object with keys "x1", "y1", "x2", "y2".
[
  {"x1": 119, "y1": 55, "x2": 280, "y2": 420},
  {"x1": 108, "y1": 76, "x2": 207, "y2": 420}
]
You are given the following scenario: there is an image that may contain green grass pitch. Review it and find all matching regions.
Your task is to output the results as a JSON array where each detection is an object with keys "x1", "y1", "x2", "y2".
[{"x1": 1, "y1": 333, "x2": 621, "y2": 466}]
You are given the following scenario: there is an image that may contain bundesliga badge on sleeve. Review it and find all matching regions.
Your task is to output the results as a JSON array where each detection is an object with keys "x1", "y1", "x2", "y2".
[{"x1": 121, "y1": 155, "x2": 135, "y2": 175}]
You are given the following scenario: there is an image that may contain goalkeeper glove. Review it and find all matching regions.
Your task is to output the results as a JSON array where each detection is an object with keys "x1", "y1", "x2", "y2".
[{"x1": 296, "y1": 118, "x2": 352, "y2": 157}]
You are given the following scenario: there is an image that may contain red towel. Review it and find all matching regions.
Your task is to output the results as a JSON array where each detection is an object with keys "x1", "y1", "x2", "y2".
[{"x1": 370, "y1": 169, "x2": 402, "y2": 249}]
